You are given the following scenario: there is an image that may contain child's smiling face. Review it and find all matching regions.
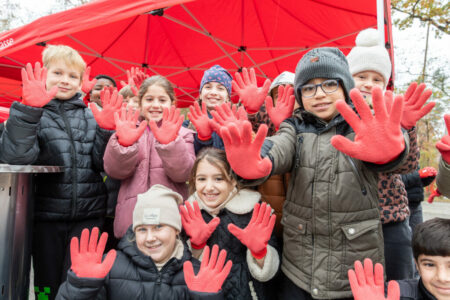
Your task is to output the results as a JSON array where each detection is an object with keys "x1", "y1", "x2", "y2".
[
  {"x1": 46, "y1": 59, "x2": 82, "y2": 100},
  {"x1": 416, "y1": 254, "x2": 450, "y2": 299},
  {"x1": 301, "y1": 78, "x2": 345, "y2": 122},
  {"x1": 352, "y1": 71, "x2": 385, "y2": 106}
]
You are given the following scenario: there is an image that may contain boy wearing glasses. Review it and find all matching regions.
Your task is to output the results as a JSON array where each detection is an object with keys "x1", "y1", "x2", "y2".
[{"x1": 220, "y1": 47, "x2": 411, "y2": 299}]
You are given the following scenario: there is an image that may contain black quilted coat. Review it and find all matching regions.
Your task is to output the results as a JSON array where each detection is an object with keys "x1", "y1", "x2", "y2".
[
  {"x1": 56, "y1": 227, "x2": 223, "y2": 300},
  {"x1": 0, "y1": 95, "x2": 111, "y2": 220}
]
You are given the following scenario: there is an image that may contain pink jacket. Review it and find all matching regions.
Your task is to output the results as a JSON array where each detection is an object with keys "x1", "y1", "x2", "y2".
[{"x1": 104, "y1": 126, "x2": 195, "y2": 238}]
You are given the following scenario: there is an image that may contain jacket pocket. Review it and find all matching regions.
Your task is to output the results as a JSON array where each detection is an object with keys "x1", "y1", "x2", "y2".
[
  {"x1": 281, "y1": 214, "x2": 308, "y2": 271},
  {"x1": 340, "y1": 219, "x2": 382, "y2": 272}
]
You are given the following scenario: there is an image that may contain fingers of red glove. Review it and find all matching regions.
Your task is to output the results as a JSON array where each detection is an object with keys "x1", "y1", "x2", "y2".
[
  {"x1": 335, "y1": 99, "x2": 363, "y2": 133},
  {"x1": 26, "y1": 63, "x2": 36, "y2": 81},
  {"x1": 436, "y1": 139, "x2": 450, "y2": 163},
  {"x1": 183, "y1": 260, "x2": 196, "y2": 282},
  {"x1": 70, "y1": 236, "x2": 80, "y2": 268},
  {"x1": 330, "y1": 135, "x2": 359, "y2": 158},
  {"x1": 404, "y1": 82, "x2": 418, "y2": 101},
  {"x1": 236, "y1": 106, "x2": 248, "y2": 121},
  {"x1": 427, "y1": 189, "x2": 441, "y2": 203},
  {"x1": 363, "y1": 258, "x2": 375, "y2": 286},
  {"x1": 208, "y1": 244, "x2": 219, "y2": 269},
  {"x1": 353, "y1": 260, "x2": 366, "y2": 286},
  {"x1": 96, "y1": 232, "x2": 109, "y2": 260},
  {"x1": 101, "y1": 249, "x2": 117, "y2": 276},
  {"x1": 444, "y1": 114, "x2": 450, "y2": 132},
  {"x1": 350, "y1": 88, "x2": 373, "y2": 122},
  {"x1": 79, "y1": 228, "x2": 90, "y2": 254},
  {"x1": 374, "y1": 262, "x2": 385, "y2": 287},
  {"x1": 388, "y1": 94, "x2": 405, "y2": 129},
  {"x1": 371, "y1": 87, "x2": 389, "y2": 122},
  {"x1": 33, "y1": 62, "x2": 43, "y2": 81},
  {"x1": 82, "y1": 66, "x2": 97, "y2": 94},
  {"x1": 348, "y1": 269, "x2": 360, "y2": 296},
  {"x1": 88, "y1": 227, "x2": 100, "y2": 254},
  {"x1": 384, "y1": 91, "x2": 394, "y2": 114},
  {"x1": 227, "y1": 223, "x2": 244, "y2": 240},
  {"x1": 386, "y1": 280, "x2": 400, "y2": 300}
]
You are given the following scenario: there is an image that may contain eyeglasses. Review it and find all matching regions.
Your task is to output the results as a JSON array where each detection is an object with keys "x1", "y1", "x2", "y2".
[{"x1": 299, "y1": 79, "x2": 340, "y2": 98}]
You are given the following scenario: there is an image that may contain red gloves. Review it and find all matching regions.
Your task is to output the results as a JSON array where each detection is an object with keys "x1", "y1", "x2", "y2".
[
  {"x1": 232, "y1": 67, "x2": 271, "y2": 114},
  {"x1": 348, "y1": 258, "x2": 400, "y2": 300},
  {"x1": 228, "y1": 202, "x2": 276, "y2": 259},
  {"x1": 21, "y1": 62, "x2": 58, "y2": 108},
  {"x1": 265, "y1": 85, "x2": 295, "y2": 130},
  {"x1": 180, "y1": 201, "x2": 220, "y2": 250},
  {"x1": 70, "y1": 227, "x2": 117, "y2": 279},
  {"x1": 81, "y1": 66, "x2": 97, "y2": 94},
  {"x1": 210, "y1": 102, "x2": 248, "y2": 136},
  {"x1": 91, "y1": 88, "x2": 123, "y2": 130},
  {"x1": 436, "y1": 114, "x2": 450, "y2": 163},
  {"x1": 149, "y1": 106, "x2": 184, "y2": 144},
  {"x1": 400, "y1": 82, "x2": 435, "y2": 130},
  {"x1": 114, "y1": 107, "x2": 147, "y2": 147},
  {"x1": 188, "y1": 102, "x2": 213, "y2": 141},
  {"x1": 331, "y1": 87, "x2": 405, "y2": 164},
  {"x1": 120, "y1": 67, "x2": 148, "y2": 96},
  {"x1": 427, "y1": 188, "x2": 441, "y2": 203},
  {"x1": 221, "y1": 121, "x2": 272, "y2": 180},
  {"x1": 183, "y1": 245, "x2": 232, "y2": 293},
  {"x1": 418, "y1": 166, "x2": 437, "y2": 179}
]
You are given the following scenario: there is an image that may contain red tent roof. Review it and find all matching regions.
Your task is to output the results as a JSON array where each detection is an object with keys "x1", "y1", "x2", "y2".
[{"x1": 0, "y1": 0, "x2": 395, "y2": 108}]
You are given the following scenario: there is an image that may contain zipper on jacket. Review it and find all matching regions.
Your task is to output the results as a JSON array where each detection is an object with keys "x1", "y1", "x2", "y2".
[
  {"x1": 343, "y1": 155, "x2": 367, "y2": 196},
  {"x1": 59, "y1": 103, "x2": 78, "y2": 218}
]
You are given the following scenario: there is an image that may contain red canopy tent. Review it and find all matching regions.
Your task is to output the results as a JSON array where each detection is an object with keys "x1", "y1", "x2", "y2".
[{"x1": 0, "y1": 0, "x2": 395, "y2": 110}]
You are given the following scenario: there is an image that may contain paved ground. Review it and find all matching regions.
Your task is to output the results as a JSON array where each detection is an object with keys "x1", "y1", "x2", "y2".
[{"x1": 28, "y1": 201, "x2": 450, "y2": 299}]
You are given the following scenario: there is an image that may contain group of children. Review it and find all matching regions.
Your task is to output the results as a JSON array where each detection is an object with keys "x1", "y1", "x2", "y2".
[{"x1": 0, "y1": 27, "x2": 448, "y2": 300}]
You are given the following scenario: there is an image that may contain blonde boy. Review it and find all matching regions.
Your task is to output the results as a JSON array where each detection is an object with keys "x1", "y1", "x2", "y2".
[{"x1": 0, "y1": 44, "x2": 113, "y2": 300}]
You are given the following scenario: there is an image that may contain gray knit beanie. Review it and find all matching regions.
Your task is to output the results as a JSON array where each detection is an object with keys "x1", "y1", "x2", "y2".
[
  {"x1": 294, "y1": 47, "x2": 354, "y2": 107},
  {"x1": 133, "y1": 184, "x2": 183, "y2": 232}
]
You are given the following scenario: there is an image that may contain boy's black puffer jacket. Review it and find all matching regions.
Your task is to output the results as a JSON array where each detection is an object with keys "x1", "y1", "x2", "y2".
[
  {"x1": 56, "y1": 227, "x2": 223, "y2": 300},
  {"x1": 0, "y1": 95, "x2": 111, "y2": 221}
]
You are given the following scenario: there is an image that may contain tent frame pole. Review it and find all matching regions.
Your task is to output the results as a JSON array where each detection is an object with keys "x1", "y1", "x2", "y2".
[{"x1": 377, "y1": 0, "x2": 385, "y2": 45}]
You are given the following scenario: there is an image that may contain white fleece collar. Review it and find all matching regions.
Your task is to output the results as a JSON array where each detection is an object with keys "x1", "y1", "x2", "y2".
[{"x1": 187, "y1": 189, "x2": 261, "y2": 215}]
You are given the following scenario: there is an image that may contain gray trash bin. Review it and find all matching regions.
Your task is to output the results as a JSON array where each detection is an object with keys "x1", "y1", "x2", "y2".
[{"x1": 0, "y1": 165, "x2": 62, "y2": 300}]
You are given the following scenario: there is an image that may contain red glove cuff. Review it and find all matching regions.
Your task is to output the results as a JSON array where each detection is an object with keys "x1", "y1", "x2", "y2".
[
  {"x1": 197, "y1": 133, "x2": 212, "y2": 141},
  {"x1": 250, "y1": 247, "x2": 267, "y2": 260},
  {"x1": 191, "y1": 242, "x2": 207, "y2": 250}
]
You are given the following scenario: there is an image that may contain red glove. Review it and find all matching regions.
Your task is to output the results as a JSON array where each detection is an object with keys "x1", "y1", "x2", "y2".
[
  {"x1": 436, "y1": 114, "x2": 450, "y2": 163},
  {"x1": 91, "y1": 88, "x2": 123, "y2": 130},
  {"x1": 348, "y1": 258, "x2": 400, "y2": 300},
  {"x1": 265, "y1": 85, "x2": 295, "y2": 130},
  {"x1": 81, "y1": 66, "x2": 97, "y2": 94},
  {"x1": 232, "y1": 67, "x2": 271, "y2": 114},
  {"x1": 70, "y1": 227, "x2": 117, "y2": 279},
  {"x1": 149, "y1": 106, "x2": 184, "y2": 144},
  {"x1": 21, "y1": 62, "x2": 58, "y2": 108},
  {"x1": 120, "y1": 67, "x2": 147, "y2": 96},
  {"x1": 228, "y1": 202, "x2": 276, "y2": 259},
  {"x1": 331, "y1": 87, "x2": 405, "y2": 164},
  {"x1": 209, "y1": 102, "x2": 248, "y2": 135},
  {"x1": 180, "y1": 201, "x2": 220, "y2": 249},
  {"x1": 114, "y1": 106, "x2": 147, "y2": 147},
  {"x1": 188, "y1": 102, "x2": 213, "y2": 141},
  {"x1": 418, "y1": 166, "x2": 437, "y2": 178},
  {"x1": 427, "y1": 188, "x2": 441, "y2": 203},
  {"x1": 220, "y1": 121, "x2": 272, "y2": 180},
  {"x1": 400, "y1": 82, "x2": 435, "y2": 130},
  {"x1": 183, "y1": 244, "x2": 232, "y2": 293}
]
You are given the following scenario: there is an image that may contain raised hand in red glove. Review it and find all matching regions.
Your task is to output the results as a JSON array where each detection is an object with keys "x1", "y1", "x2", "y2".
[
  {"x1": 348, "y1": 258, "x2": 400, "y2": 300},
  {"x1": 400, "y1": 82, "x2": 435, "y2": 129},
  {"x1": 228, "y1": 202, "x2": 276, "y2": 259},
  {"x1": 220, "y1": 121, "x2": 272, "y2": 179},
  {"x1": 149, "y1": 106, "x2": 184, "y2": 144},
  {"x1": 232, "y1": 67, "x2": 271, "y2": 114},
  {"x1": 120, "y1": 67, "x2": 147, "y2": 96},
  {"x1": 81, "y1": 66, "x2": 97, "y2": 94},
  {"x1": 21, "y1": 62, "x2": 58, "y2": 107},
  {"x1": 91, "y1": 88, "x2": 123, "y2": 130},
  {"x1": 184, "y1": 244, "x2": 232, "y2": 293},
  {"x1": 114, "y1": 106, "x2": 147, "y2": 147},
  {"x1": 436, "y1": 114, "x2": 450, "y2": 163},
  {"x1": 265, "y1": 85, "x2": 295, "y2": 131},
  {"x1": 210, "y1": 102, "x2": 248, "y2": 135},
  {"x1": 70, "y1": 227, "x2": 117, "y2": 279},
  {"x1": 331, "y1": 87, "x2": 405, "y2": 164},
  {"x1": 418, "y1": 166, "x2": 437, "y2": 178},
  {"x1": 180, "y1": 201, "x2": 220, "y2": 249},
  {"x1": 188, "y1": 102, "x2": 213, "y2": 141}
]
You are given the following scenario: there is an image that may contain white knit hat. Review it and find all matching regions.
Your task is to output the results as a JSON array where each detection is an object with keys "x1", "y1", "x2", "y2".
[
  {"x1": 269, "y1": 71, "x2": 295, "y2": 93},
  {"x1": 133, "y1": 184, "x2": 183, "y2": 232},
  {"x1": 347, "y1": 28, "x2": 392, "y2": 85}
]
